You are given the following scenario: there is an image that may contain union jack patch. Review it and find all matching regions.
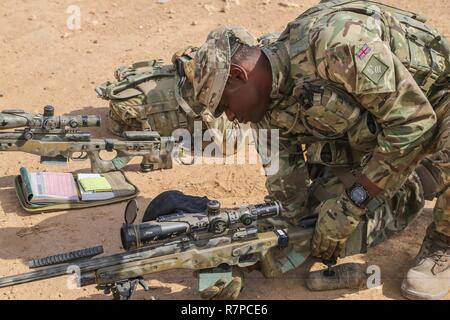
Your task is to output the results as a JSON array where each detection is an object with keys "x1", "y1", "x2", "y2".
[{"x1": 356, "y1": 43, "x2": 371, "y2": 60}]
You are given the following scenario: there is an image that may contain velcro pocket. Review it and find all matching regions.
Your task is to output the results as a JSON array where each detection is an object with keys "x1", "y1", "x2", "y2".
[
  {"x1": 302, "y1": 87, "x2": 361, "y2": 138},
  {"x1": 307, "y1": 141, "x2": 356, "y2": 166},
  {"x1": 347, "y1": 111, "x2": 380, "y2": 152}
]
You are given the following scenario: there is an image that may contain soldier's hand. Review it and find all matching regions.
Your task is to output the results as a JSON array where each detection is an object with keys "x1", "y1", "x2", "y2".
[
  {"x1": 199, "y1": 276, "x2": 243, "y2": 300},
  {"x1": 311, "y1": 194, "x2": 366, "y2": 260}
]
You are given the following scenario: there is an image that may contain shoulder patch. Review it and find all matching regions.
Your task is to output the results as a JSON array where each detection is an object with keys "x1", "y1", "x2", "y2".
[
  {"x1": 356, "y1": 43, "x2": 372, "y2": 60},
  {"x1": 323, "y1": 41, "x2": 396, "y2": 95},
  {"x1": 354, "y1": 41, "x2": 396, "y2": 95},
  {"x1": 362, "y1": 55, "x2": 389, "y2": 85}
]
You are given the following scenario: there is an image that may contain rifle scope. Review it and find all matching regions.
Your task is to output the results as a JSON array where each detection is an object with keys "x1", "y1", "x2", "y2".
[
  {"x1": 0, "y1": 105, "x2": 101, "y2": 130},
  {"x1": 120, "y1": 201, "x2": 283, "y2": 250}
]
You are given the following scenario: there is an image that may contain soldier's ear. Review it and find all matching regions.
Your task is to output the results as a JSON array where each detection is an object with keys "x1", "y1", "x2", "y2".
[{"x1": 229, "y1": 63, "x2": 249, "y2": 82}]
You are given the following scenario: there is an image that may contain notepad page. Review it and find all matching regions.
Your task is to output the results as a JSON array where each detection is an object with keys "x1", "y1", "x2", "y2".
[{"x1": 36, "y1": 172, "x2": 78, "y2": 199}]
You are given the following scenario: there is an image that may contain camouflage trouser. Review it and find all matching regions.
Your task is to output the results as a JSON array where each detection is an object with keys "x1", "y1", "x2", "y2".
[{"x1": 426, "y1": 87, "x2": 450, "y2": 237}]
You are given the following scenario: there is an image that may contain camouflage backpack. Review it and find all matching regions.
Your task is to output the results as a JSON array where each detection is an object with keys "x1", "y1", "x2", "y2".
[
  {"x1": 322, "y1": 0, "x2": 449, "y2": 93},
  {"x1": 95, "y1": 55, "x2": 203, "y2": 137}
]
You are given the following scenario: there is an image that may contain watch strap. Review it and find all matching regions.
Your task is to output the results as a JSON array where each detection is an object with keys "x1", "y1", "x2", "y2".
[{"x1": 357, "y1": 174, "x2": 383, "y2": 198}]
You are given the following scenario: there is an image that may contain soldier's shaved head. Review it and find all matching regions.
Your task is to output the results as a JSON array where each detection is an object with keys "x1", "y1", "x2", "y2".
[
  {"x1": 231, "y1": 44, "x2": 260, "y2": 65},
  {"x1": 216, "y1": 44, "x2": 273, "y2": 123}
]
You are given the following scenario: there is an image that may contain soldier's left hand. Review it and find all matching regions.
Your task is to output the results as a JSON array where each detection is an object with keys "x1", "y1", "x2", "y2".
[{"x1": 311, "y1": 194, "x2": 366, "y2": 260}]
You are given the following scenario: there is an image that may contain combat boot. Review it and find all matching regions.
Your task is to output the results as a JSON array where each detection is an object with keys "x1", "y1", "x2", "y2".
[{"x1": 401, "y1": 223, "x2": 450, "y2": 300}]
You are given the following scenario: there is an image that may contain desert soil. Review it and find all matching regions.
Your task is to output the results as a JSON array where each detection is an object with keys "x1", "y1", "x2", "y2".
[{"x1": 0, "y1": 0, "x2": 449, "y2": 300}]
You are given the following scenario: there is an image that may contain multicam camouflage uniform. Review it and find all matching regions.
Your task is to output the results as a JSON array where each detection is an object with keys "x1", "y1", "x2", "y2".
[
  {"x1": 192, "y1": 0, "x2": 449, "y2": 278},
  {"x1": 255, "y1": 0, "x2": 450, "y2": 255}
]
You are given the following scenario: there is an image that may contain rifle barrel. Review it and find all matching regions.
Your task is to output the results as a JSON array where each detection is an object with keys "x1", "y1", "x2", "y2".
[
  {"x1": 0, "y1": 265, "x2": 69, "y2": 288},
  {"x1": 0, "y1": 245, "x2": 170, "y2": 289}
]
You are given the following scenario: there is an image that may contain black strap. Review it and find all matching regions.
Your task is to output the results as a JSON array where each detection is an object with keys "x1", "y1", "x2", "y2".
[{"x1": 330, "y1": 166, "x2": 357, "y2": 190}]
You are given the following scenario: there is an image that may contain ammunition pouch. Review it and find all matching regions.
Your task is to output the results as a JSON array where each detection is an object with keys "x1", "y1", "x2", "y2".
[
  {"x1": 298, "y1": 82, "x2": 362, "y2": 140},
  {"x1": 306, "y1": 140, "x2": 358, "y2": 167}
]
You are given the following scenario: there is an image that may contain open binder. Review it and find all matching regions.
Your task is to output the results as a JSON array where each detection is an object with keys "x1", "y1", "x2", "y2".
[{"x1": 14, "y1": 170, "x2": 139, "y2": 213}]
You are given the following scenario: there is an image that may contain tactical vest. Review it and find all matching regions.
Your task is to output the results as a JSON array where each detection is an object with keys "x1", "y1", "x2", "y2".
[
  {"x1": 96, "y1": 59, "x2": 203, "y2": 137},
  {"x1": 274, "y1": 0, "x2": 450, "y2": 167}
]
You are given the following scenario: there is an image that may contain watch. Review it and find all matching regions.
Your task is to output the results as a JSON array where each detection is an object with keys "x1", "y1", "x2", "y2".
[{"x1": 347, "y1": 183, "x2": 370, "y2": 207}]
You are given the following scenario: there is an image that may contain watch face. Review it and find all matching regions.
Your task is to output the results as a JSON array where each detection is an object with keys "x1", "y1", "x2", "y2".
[{"x1": 350, "y1": 185, "x2": 368, "y2": 204}]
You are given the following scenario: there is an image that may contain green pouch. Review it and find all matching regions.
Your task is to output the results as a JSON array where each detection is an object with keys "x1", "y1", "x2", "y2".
[{"x1": 14, "y1": 171, "x2": 139, "y2": 213}]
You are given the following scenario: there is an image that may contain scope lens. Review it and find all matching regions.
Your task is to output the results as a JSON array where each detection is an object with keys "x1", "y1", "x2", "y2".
[
  {"x1": 120, "y1": 224, "x2": 137, "y2": 250},
  {"x1": 120, "y1": 222, "x2": 188, "y2": 250}
]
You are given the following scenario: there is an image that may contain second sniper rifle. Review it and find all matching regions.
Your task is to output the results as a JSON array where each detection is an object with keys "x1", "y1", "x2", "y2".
[
  {"x1": 0, "y1": 200, "x2": 315, "y2": 300},
  {"x1": 0, "y1": 105, "x2": 177, "y2": 172}
]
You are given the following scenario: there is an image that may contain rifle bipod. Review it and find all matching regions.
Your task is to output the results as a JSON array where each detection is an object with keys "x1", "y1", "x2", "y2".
[{"x1": 97, "y1": 277, "x2": 152, "y2": 300}]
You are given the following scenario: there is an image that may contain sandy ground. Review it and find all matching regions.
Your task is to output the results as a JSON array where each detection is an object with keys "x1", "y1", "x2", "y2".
[{"x1": 0, "y1": 0, "x2": 449, "y2": 300}]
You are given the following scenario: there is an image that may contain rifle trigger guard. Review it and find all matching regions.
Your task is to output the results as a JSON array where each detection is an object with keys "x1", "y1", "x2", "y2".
[{"x1": 138, "y1": 278, "x2": 150, "y2": 291}]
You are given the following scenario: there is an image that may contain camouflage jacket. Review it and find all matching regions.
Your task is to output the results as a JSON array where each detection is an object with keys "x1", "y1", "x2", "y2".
[{"x1": 259, "y1": 0, "x2": 449, "y2": 198}]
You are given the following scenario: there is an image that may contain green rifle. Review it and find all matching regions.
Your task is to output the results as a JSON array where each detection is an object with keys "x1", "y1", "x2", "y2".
[
  {"x1": 0, "y1": 105, "x2": 176, "y2": 172},
  {"x1": 0, "y1": 200, "x2": 315, "y2": 300}
]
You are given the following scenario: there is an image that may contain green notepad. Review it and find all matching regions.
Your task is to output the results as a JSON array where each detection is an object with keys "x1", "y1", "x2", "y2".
[{"x1": 79, "y1": 176, "x2": 112, "y2": 192}]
